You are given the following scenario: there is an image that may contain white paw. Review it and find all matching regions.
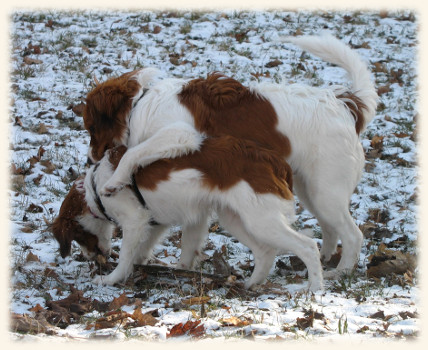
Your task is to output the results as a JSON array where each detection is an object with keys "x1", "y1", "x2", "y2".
[
  {"x1": 92, "y1": 274, "x2": 116, "y2": 286},
  {"x1": 75, "y1": 178, "x2": 85, "y2": 194},
  {"x1": 308, "y1": 279, "x2": 324, "y2": 292},
  {"x1": 100, "y1": 181, "x2": 127, "y2": 197},
  {"x1": 92, "y1": 275, "x2": 105, "y2": 285}
]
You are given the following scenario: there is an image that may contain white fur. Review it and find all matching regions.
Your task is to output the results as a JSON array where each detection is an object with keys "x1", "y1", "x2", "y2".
[
  {"x1": 100, "y1": 34, "x2": 377, "y2": 277},
  {"x1": 86, "y1": 153, "x2": 323, "y2": 291}
]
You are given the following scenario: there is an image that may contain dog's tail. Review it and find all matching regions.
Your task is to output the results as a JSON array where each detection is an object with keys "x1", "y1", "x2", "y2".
[
  {"x1": 282, "y1": 33, "x2": 378, "y2": 134},
  {"x1": 132, "y1": 67, "x2": 162, "y2": 90}
]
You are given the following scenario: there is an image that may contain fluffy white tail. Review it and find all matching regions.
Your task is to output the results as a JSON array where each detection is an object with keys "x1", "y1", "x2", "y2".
[{"x1": 282, "y1": 33, "x2": 378, "y2": 132}]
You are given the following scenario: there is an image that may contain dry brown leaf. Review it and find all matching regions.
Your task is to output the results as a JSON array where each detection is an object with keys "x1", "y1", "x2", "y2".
[
  {"x1": 40, "y1": 160, "x2": 56, "y2": 174},
  {"x1": 14, "y1": 116, "x2": 23, "y2": 126},
  {"x1": 265, "y1": 59, "x2": 283, "y2": 68},
  {"x1": 94, "y1": 310, "x2": 131, "y2": 330},
  {"x1": 36, "y1": 123, "x2": 49, "y2": 134},
  {"x1": 29, "y1": 304, "x2": 44, "y2": 313},
  {"x1": 219, "y1": 316, "x2": 252, "y2": 327},
  {"x1": 108, "y1": 292, "x2": 129, "y2": 311},
  {"x1": 371, "y1": 135, "x2": 384, "y2": 150},
  {"x1": 296, "y1": 314, "x2": 314, "y2": 329},
  {"x1": 26, "y1": 251, "x2": 40, "y2": 263},
  {"x1": 131, "y1": 307, "x2": 157, "y2": 327},
  {"x1": 377, "y1": 85, "x2": 391, "y2": 95},
  {"x1": 167, "y1": 320, "x2": 205, "y2": 338},
  {"x1": 367, "y1": 244, "x2": 416, "y2": 278}
]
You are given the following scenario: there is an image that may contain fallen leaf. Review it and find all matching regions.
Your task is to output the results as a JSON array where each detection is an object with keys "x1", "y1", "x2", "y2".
[
  {"x1": 108, "y1": 292, "x2": 129, "y2": 311},
  {"x1": 40, "y1": 160, "x2": 56, "y2": 174},
  {"x1": 29, "y1": 304, "x2": 44, "y2": 313},
  {"x1": 370, "y1": 135, "x2": 384, "y2": 150},
  {"x1": 219, "y1": 316, "x2": 252, "y2": 327},
  {"x1": 367, "y1": 208, "x2": 390, "y2": 224},
  {"x1": 131, "y1": 307, "x2": 157, "y2": 327},
  {"x1": 373, "y1": 61, "x2": 388, "y2": 73},
  {"x1": 32, "y1": 174, "x2": 43, "y2": 185},
  {"x1": 167, "y1": 320, "x2": 205, "y2": 338},
  {"x1": 369, "y1": 310, "x2": 386, "y2": 320},
  {"x1": 357, "y1": 325, "x2": 370, "y2": 333},
  {"x1": 399, "y1": 311, "x2": 417, "y2": 319},
  {"x1": 26, "y1": 252, "x2": 40, "y2": 263},
  {"x1": 14, "y1": 116, "x2": 23, "y2": 126},
  {"x1": 27, "y1": 203, "x2": 43, "y2": 213},
  {"x1": 36, "y1": 123, "x2": 49, "y2": 134},
  {"x1": 265, "y1": 59, "x2": 283, "y2": 68},
  {"x1": 367, "y1": 244, "x2": 416, "y2": 278},
  {"x1": 94, "y1": 310, "x2": 131, "y2": 330},
  {"x1": 377, "y1": 85, "x2": 391, "y2": 95},
  {"x1": 296, "y1": 314, "x2": 314, "y2": 329}
]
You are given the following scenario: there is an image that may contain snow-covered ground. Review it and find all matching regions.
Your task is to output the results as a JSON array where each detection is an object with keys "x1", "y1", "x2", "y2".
[{"x1": 9, "y1": 10, "x2": 419, "y2": 341}]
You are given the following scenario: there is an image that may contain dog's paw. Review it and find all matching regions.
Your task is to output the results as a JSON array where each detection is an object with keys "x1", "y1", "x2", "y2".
[
  {"x1": 308, "y1": 279, "x2": 324, "y2": 292},
  {"x1": 93, "y1": 274, "x2": 118, "y2": 286},
  {"x1": 100, "y1": 182, "x2": 126, "y2": 197},
  {"x1": 74, "y1": 178, "x2": 85, "y2": 194},
  {"x1": 92, "y1": 275, "x2": 105, "y2": 285}
]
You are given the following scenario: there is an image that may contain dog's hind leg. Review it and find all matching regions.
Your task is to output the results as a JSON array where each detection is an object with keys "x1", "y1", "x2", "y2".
[
  {"x1": 216, "y1": 208, "x2": 278, "y2": 288},
  {"x1": 294, "y1": 160, "x2": 364, "y2": 277},
  {"x1": 225, "y1": 193, "x2": 323, "y2": 292}
]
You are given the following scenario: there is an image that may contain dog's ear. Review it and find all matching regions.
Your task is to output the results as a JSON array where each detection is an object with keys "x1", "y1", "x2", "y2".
[
  {"x1": 85, "y1": 74, "x2": 140, "y2": 124},
  {"x1": 51, "y1": 218, "x2": 74, "y2": 258},
  {"x1": 107, "y1": 76, "x2": 141, "y2": 122}
]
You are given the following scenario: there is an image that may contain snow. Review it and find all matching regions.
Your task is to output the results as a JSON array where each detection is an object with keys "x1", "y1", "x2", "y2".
[{"x1": 8, "y1": 9, "x2": 419, "y2": 342}]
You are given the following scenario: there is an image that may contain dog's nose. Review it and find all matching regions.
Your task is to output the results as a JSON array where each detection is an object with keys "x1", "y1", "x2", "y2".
[{"x1": 86, "y1": 157, "x2": 94, "y2": 166}]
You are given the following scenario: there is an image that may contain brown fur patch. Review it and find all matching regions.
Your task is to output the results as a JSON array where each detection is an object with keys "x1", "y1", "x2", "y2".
[
  {"x1": 107, "y1": 145, "x2": 128, "y2": 170},
  {"x1": 52, "y1": 178, "x2": 99, "y2": 258},
  {"x1": 336, "y1": 91, "x2": 367, "y2": 135},
  {"x1": 83, "y1": 71, "x2": 141, "y2": 161},
  {"x1": 134, "y1": 135, "x2": 293, "y2": 200},
  {"x1": 178, "y1": 73, "x2": 291, "y2": 158}
]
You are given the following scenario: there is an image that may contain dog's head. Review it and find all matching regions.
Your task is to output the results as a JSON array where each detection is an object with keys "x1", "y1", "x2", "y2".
[
  {"x1": 52, "y1": 177, "x2": 112, "y2": 259},
  {"x1": 83, "y1": 70, "x2": 141, "y2": 163}
]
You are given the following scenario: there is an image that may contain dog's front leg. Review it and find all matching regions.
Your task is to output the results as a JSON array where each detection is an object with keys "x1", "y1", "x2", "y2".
[
  {"x1": 177, "y1": 219, "x2": 210, "y2": 270},
  {"x1": 93, "y1": 219, "x2": 151, "y2": 285},
  {"x1": 101, "y1": 122, "x2": 204, "y2": 196}
]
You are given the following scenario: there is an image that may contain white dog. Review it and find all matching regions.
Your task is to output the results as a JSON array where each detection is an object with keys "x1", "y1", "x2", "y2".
[
  {"x1": 74, "y1": 136, "x2": 323, "y2": 291},
  {"x1": 83, "y1": 33, "x2": 377, "y2": 278}
]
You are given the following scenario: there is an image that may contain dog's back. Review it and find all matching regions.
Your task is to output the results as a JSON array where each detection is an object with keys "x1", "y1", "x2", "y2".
[{"x1": 133, "y1": 135, "x2": 293, "y2": 201}]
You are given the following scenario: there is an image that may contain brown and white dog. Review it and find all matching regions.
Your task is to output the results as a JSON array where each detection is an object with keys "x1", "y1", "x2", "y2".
[
  {"x1": 82, "y1": 33, "x2": 378, "y2": 278},
  {"x1": 52, "y1": 136, "x2": 323, "y2": 291}
]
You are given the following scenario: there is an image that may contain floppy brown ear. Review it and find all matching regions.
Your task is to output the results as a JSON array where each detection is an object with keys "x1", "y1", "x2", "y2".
[
  {"x1": 51, "y1": 217, "x2": 74, "y2": 258},
  {"x1": 85, "y1": 74, "x2": 140, "y2": 124}
]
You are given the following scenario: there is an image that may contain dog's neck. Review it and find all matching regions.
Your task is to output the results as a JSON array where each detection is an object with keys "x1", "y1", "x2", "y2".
[
  {"x1": 89, "y1": 163, "x2": 118, "y2": 225},
  {"x1": 125, "y1": 87, "x2": 150, "y2": 146}
]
